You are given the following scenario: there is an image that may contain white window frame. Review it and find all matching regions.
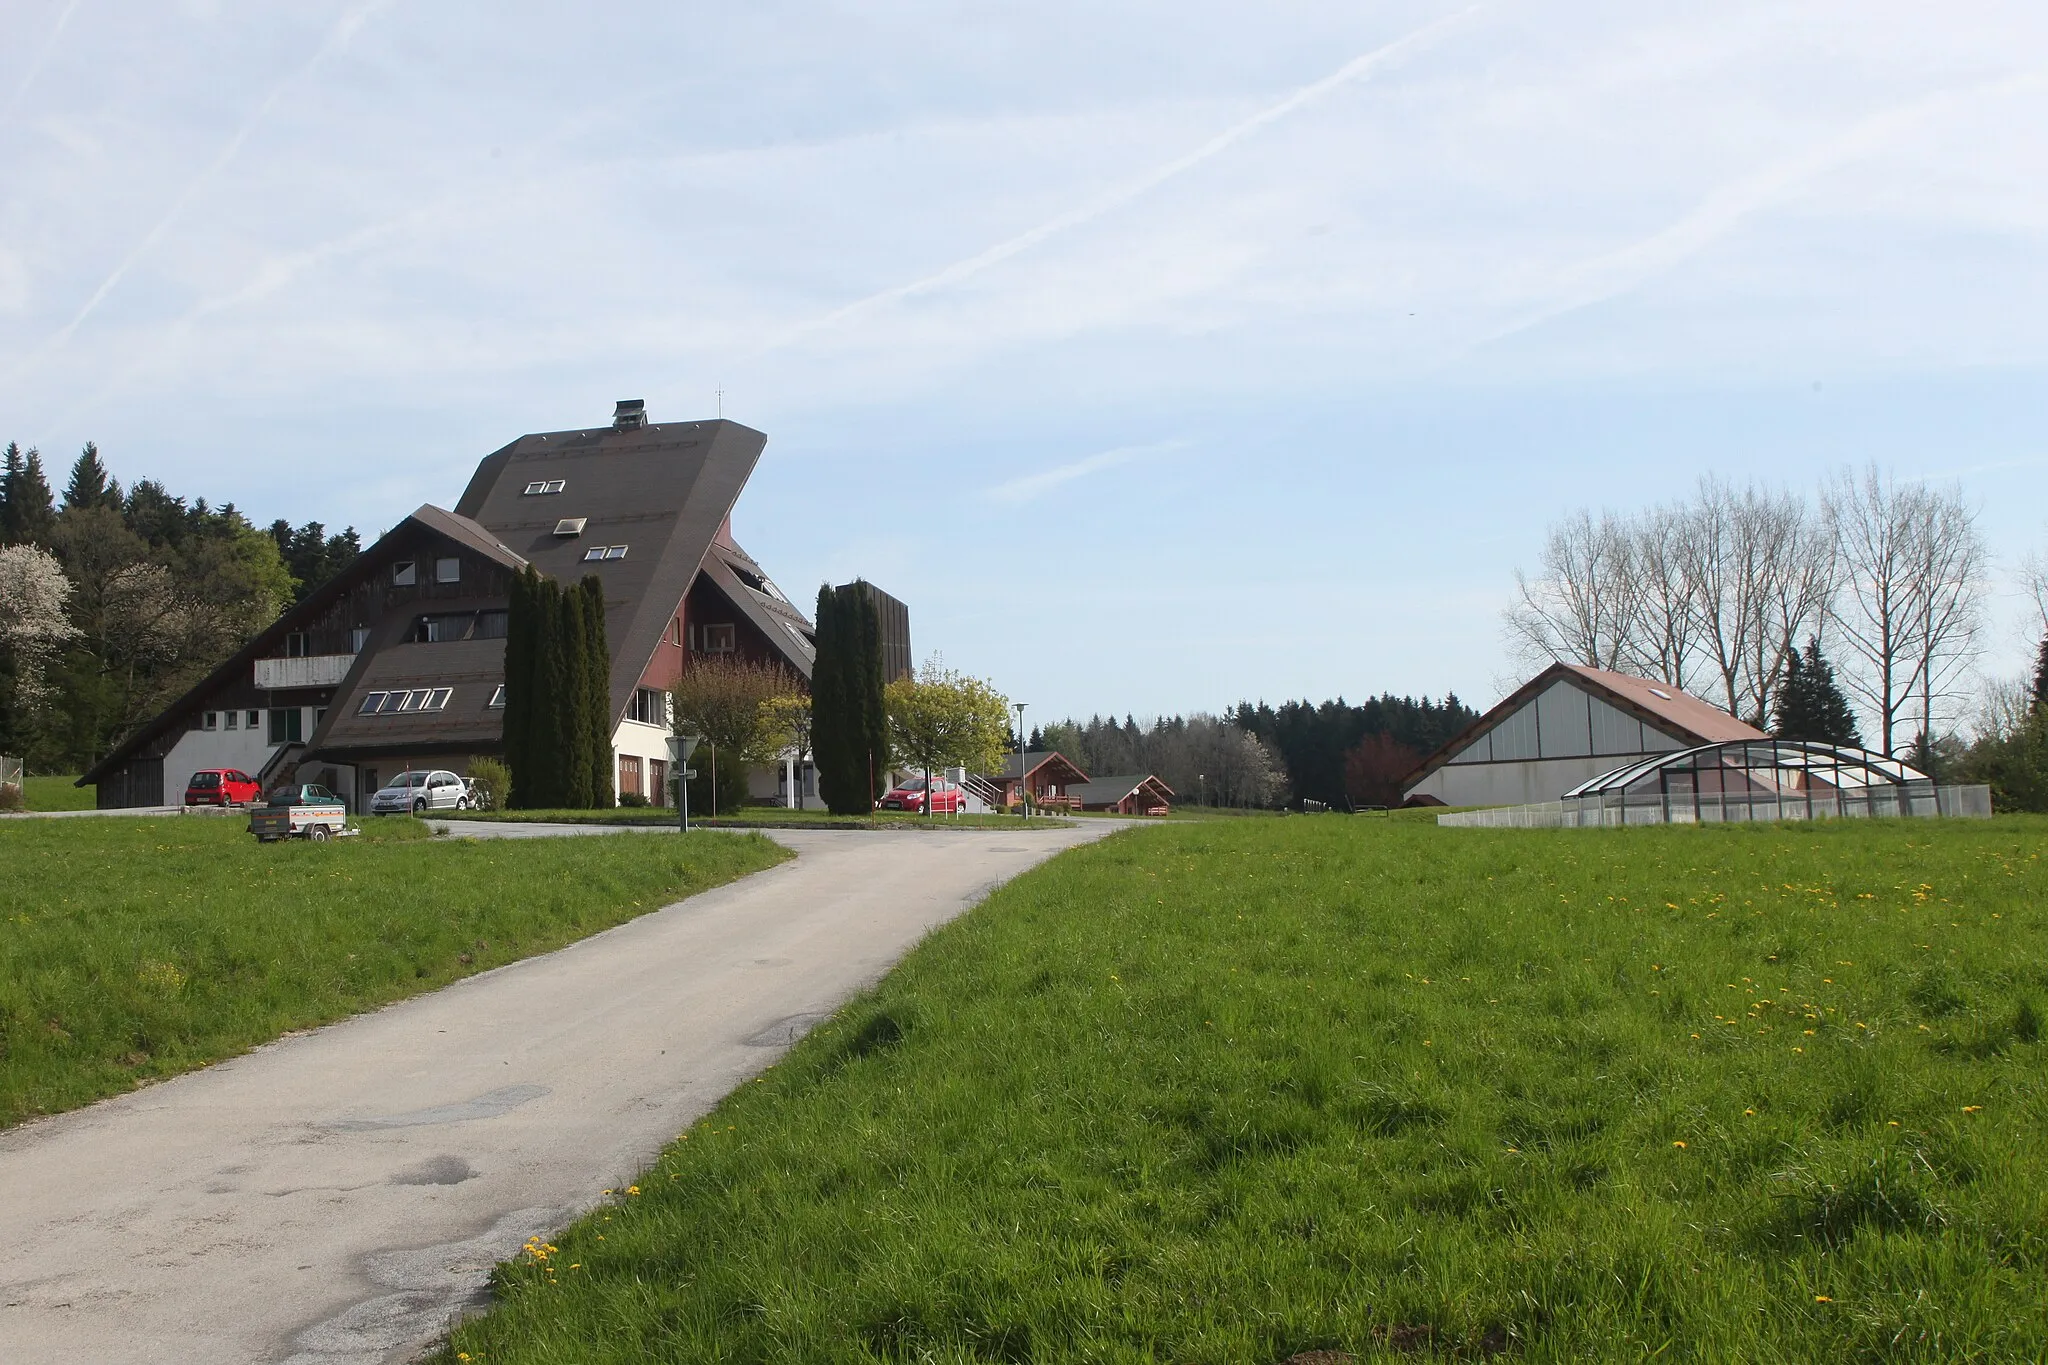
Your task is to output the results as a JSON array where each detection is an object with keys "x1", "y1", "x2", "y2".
[
  {"x1": 202, "y1": 711, "x2": 218, "y2": 731},
  {"x1": 224, "y1": 711, "x2": 238, "y2": 731},
  {"x1": 426, "y1": 688, "x2": 453, "y2": 711},
  {"x1": 524, "y1": 479, "x2": 566, "y2": 495},
  {"x1": 435, "y1": 557, "x2": 461, "y2": 584},
  {"x1": 489, "y1": 684, "x2": 506, "y2": 708},
  {"x1": 393, "y1": 561, "x2": 416, "y2": 586},
  {"x1": 359, "y1": 692, "x2": 388, "y2": 715},
  {"x1": 603, "y1": 544, "x2": 627, "y2": 560},
  {"x1": 246, "y1": 709, "x2": 261, "y2": 730},
  {"x1": 701, "y1": 622, "x2": 735, "y2": 653}
]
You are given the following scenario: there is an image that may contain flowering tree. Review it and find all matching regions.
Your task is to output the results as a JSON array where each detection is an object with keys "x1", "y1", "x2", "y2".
[{"x1": 0, "y1": 543, "x2": 80, "y2": 713}]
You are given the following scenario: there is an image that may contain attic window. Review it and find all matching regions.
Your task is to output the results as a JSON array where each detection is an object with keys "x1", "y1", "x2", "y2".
[
  {"x1": 488, "y1": 684, "x2": 506, "y2": 708},
  {"x1": 583, "y1": 544, "x2": 628, "y2": 561},
  {"x1": 393, "y1": 561, "x2": 416, "y2": 586},
  {"x1": 523, "y1": 480, "x2": 566, "y2": 495},
  {"x1": 553, "y1": 518, "x2": 587, "y2": 537},
  {"x1": 1647, "y1": 687, "x2": 1673, "y2": 700},
  {"x1": 359, "y1": 692, "x2": 387, "y2": 715}
]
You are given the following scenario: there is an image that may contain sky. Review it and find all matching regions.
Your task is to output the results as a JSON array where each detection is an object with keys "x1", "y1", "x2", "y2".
[{"x1": 3, "y1": 1, "x2": 2047, "y2": 725}]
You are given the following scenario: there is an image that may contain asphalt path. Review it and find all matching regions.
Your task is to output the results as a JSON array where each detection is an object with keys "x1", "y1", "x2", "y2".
[{"x1": 0, "y1": 820, "x2": 1129, "y2": 1364}]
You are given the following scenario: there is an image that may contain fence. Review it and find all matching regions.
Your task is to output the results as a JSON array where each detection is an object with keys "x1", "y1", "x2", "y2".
[{"x1": 1439, "y1": 783, "x2": 1993, "y2": 829}]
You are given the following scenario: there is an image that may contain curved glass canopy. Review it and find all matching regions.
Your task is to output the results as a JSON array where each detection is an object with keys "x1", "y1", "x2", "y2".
[{"x1": 1563, "y1": 739, "x2": 1928, "y2": 800}]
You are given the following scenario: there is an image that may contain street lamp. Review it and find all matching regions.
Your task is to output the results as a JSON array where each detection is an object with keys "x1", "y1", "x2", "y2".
[
  {"x1": 1012, "y1": 701, "x2": 1027, "y2": 818},
  {"x1": 666, "y1": 732, "x2": 702, "y2": 833}
]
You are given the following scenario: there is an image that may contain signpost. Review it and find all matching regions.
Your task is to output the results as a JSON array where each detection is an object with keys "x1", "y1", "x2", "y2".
[{"x1": 666, "y1": 733, "x2": 703, "y2": 833}]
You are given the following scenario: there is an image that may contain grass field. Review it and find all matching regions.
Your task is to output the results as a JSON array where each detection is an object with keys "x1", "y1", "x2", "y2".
[
  {"x1": 443, "y1": 806, "x2": 1075, "y2": 830},
  {"x1": 12, "y1": 774, "x2": 96, "y2": 811},
  {"x1": 0, "y1": 817, "x2": 788, "y2": 1129},
  {"x1": 437, "y1": 815, "x2": 2047, "y2": 1364}
]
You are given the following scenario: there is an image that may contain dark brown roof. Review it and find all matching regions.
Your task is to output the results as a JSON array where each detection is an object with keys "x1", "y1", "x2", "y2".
[
  {"x1": 1071, "y1": 774, "x2": 1175, "y2": 806},
  {"x1": 1401, "y1": 662, "x2": 1767, "y2": 792},
  {"x1": 454, "y1": 418, "x2": 778, "y2": 718},
  {"x1": 997, "y1": 751, "x2": 1091, "y2": 783}
]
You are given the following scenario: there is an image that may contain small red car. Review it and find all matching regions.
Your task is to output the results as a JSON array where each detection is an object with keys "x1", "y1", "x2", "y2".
[
  {"x1": 878, "y1": 777, "x2": 966, "y2": 814},
  {"x1": 186, "y1": 768, "x2": 263, "y2": 807}
]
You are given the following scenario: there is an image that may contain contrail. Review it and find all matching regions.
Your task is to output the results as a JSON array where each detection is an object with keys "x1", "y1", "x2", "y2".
[
  {"x1": 7, "y1": 0, "x2": 395, "y2": 380},
  {"x1": 0, "y1": 0, "x2": 84, "y2": 130},
  {"x1": 1480, "y1": 67, "x2": 2046, "y2": 347},
  {"x1": 757, "y1": 4, "x2": 1484, "y2": 355}
]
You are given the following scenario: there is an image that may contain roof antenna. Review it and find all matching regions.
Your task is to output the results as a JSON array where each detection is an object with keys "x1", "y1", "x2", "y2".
[{"x1": 715, "y1": 385, "x2": 724, "y2": 418}]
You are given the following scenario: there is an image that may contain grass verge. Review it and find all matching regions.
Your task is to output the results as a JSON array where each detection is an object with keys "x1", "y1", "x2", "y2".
[
  {"x1": 11, "y1": 775, "x2": 96, "y2": 811},
  {"x1": 439, "y1": 815, "x2": 2047, "y2": 1363},
  {"x1": 0, "y1": 816, "x2": 788, "y2": 1129},
  {"x1": 442, "y1": 806, "x2": 1074, "y2": 829}
]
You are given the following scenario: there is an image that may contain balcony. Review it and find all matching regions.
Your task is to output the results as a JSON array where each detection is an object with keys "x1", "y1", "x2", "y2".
[{"x1": 254, "y1": 654, "x2": 354, "y2": 690}]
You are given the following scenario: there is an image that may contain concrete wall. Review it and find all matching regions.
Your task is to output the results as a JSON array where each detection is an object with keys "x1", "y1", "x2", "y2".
[
  {"x1": 611, "y1": 717, "x2": 674, "y2": 804},
  {"x1": 163, "y1": 723, "x2": 282, "y2": 807},
  {"x1": 1407, "y1": 753, "x2": 1666, "y2": 809}
]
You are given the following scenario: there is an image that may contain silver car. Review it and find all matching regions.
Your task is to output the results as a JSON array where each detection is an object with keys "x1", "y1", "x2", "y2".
[{"x1": 369, "y1": 769, "x2": 471, "y2": 815}]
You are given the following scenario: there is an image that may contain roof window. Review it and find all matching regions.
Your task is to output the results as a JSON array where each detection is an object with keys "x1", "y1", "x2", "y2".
[
  {"x1": 553, "y1": 517, "x2": 587, "y2": 536},
  {"x1": 523, "y1": 480, "x2": 567, "y2": 495},
  {"x1": 583, "y1": 544, "x2": 628, "y2": 561}
]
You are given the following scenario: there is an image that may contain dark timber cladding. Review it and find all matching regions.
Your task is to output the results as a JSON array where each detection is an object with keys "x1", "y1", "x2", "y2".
[{"x1": 844, "y1": 581, "x2": 912, "y2": 682}]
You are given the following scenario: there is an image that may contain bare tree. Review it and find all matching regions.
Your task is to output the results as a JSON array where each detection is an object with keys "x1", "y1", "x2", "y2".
[
  {"x1": 1504, "y1": 509, "x2": 1639, "y2": 673},
  {"x1": 1618, "y1": 504, "x2": 1703, "y2": 691},
  {"x1": 1826, "y1": 466, "x2": 1985, "y2": 754}
]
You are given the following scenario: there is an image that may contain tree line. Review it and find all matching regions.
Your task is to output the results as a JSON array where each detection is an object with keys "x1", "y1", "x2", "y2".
[
  {"x1": 1035, "y1": 693, "x2": 1476, "y2": 810},
  {"x1": 0, "y1": 440, "x2": 359, "y2": 771}
]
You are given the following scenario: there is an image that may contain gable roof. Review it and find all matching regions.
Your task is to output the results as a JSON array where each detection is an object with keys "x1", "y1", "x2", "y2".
[
  {"x1": 80, "y1": 506, "x2": 523, "y2": 784},
  {"x1": 998, "y1": 750, "x2": 1091, "y2": 783},
  {"x1": 700, "y1": 536, "x2": 816, "y2": 677},
  {"x1": 1071, "y1": 774, "x2": 1175, "y2": 806},
  {"x1": 1401, "y1": 662, "x2": 1766, "y2": 792}
]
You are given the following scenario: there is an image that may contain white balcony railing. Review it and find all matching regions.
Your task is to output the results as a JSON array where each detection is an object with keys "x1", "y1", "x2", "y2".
[{"x1": 254, "y1": 654, "x2": 354, "y2": 690}]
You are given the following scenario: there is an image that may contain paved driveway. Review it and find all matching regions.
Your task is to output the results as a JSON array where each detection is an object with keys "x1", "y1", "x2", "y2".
[{"x1": 0, "y1": 822, "x2": 1125, "y2": 1364}]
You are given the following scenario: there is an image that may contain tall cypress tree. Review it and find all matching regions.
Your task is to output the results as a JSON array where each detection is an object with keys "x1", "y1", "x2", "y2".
[
  {"x1": 504, "y1": 566, "x2": 538, "y2": 807},
  {"x1": 812, "y1": 584, "x2": 857, "y2": 814},
  {"x1": 579, "y1": 576, "x2": 612, "y2": 806},
  {"x1": 532, "y1": 577, "x2": 569, "y2": 807},
  {"x1": 850, "y1": 582, "x2": 889, "y2": 801},
  {"x1": 560, "y1": 587, "x2": 595, "y2": 808}
]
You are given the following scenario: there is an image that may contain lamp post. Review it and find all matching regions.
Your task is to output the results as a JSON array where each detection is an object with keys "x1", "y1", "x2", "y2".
[
  {"x1": 666, "y1": 733, "x2": 702, "y2": 833},
  {"x1": 1012, "y1": 701, "x2": 1027, "y2": 818}
]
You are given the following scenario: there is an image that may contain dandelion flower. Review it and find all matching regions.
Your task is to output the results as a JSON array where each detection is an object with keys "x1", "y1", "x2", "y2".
[
  {"x1": 1814, "y1": 1295, "x2": 1832, "y2": 1303},
  {"x1": 1672, "y1": 1140, "x2": 1687, "y2": 1148},
  {"x1": 627, "y1": 1185, "x2": 641, "y2": 1195},
  {"x1": 1962, "y1": 1105, "x2": 1982, "y2": 1114}
]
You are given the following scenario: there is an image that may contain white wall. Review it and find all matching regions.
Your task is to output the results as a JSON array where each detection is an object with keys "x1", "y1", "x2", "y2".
[
  {"x1": 163, "y1": 724, "x2": 279, "y2": 806},
  {"x1": 1408, "y1": 753, "x2": 1663, "y2": 809},
  {"x1": 610, "y1": 718, "x2": 674, "y2": 804}
]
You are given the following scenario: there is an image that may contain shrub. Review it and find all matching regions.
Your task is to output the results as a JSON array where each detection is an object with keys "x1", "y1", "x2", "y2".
[
  {"x1": 0, "y1": 782, "x2": 21, "y2": 812},
  {"x1": 465, "y1": 757, "x2": 512, "y2": 811},
  {"x1": 617, "y1": 792, "x2": 650, "y2": 807}
]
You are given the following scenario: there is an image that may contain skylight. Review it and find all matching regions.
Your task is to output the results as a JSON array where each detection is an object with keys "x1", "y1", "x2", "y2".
[
  {"x1": 524, "y1": 480, "x2": 567, "y2": 495},
  {"x1": 583, "y1": 544, "x2": 628, "y2": 561},
  {"x1": 553, "y1": 517, "x2": 587, "y2": 536}
]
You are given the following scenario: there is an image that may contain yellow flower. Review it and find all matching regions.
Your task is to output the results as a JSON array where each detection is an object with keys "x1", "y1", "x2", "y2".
[
  {"x1": 1743, "y1": 1108, "x2": 1755, "y2": 1117},
  {"x1": 1962, "y1": 1105, "x2": 1982, "y2": 1114},
  {"x1": 1814, "y1": 1295, "x2": 1832, "y2": 1303},
  {"x1": 626, "y1": 1185, "x2": 641, "y2": 1195},
  {"x1": 1672, "y1": 1140, "x2": 1687, "y2": 1148}
]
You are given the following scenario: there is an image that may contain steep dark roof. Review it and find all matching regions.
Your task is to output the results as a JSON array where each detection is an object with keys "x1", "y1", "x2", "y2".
[
  {"x1": 1401, "y1": 662, "x2": 1767, "y2": 792},
  {"x1": 702, "y1": 536, "x2": 815, "y2": 676},
  {"x1": 455, "y1": 418, "x2": 779, "y2": 717},
  {"x1": 80, "y1": 507, "x2": 521, "y2": 785}
]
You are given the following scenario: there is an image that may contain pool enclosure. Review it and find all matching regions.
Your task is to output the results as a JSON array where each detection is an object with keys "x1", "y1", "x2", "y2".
[{"x1": 1438, "y1": 739, "x2": 1992, "y2": 828}]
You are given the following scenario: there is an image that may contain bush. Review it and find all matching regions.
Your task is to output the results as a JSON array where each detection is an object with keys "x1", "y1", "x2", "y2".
[
  {"x1": 617, "y1": 792, "x2": 650, "y2": 807},
  {"x1": 685, "y1": 745, "x2": 749, "y2": 815},
  {"x1": 0, "y1": 782, "x2": 21, "y2": 812},
  {"x1": 465, "y1": 757, "x2": 512, "y2": 812}
]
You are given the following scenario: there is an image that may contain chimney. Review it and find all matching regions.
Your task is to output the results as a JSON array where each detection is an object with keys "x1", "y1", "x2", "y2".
[{"x1": 612, "y1": 399, "x2": 648, "y2": 431}]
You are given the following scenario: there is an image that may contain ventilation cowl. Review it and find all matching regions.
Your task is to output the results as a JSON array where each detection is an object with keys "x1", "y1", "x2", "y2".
[{"x1": 612, "y1": 399, "x2": 647, "y2": 431}]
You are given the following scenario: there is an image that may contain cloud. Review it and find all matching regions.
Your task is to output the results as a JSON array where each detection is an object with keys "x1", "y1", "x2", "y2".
[
  {"x1": 757, "y1": 4, "x2": 1485, "y2": 356},
  {"x1": 981, "y1": 439, "x2": 1187, "y2": 504},
  {"x1": 0, "y1": 0, "x2": 83, "y2": 131}
]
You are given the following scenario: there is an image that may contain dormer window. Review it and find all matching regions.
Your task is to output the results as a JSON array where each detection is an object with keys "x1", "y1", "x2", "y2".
[{"x1": 523, "y1": 480, "x2": 567, "y2": 495}]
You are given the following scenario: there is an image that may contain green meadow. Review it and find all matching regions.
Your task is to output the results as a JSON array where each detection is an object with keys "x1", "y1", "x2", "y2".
[
  {"x1": 0, "y1": 816, "x2": 787, "y2": 1128},
  {"x1": 439, "y1": 814, "x2": 2048, "y2": 1364}
]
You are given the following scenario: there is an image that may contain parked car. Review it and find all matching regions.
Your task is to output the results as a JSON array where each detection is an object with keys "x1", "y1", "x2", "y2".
[
  {"x1": 878, "y1": 776, "x2": 967, "y2": 814},
  {"x1": 368, "y1": 769, "x2": 471, "y2": 815},
  {"x1": 185, "y1": 768, "x2": 263, "y2": 807},
  {"x1": 249, "y1": 784, "x2": 351, "y2": 842}
]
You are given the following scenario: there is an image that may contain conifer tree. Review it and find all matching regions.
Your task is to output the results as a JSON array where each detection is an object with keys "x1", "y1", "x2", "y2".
[
  {"x1": 62, "y1": 442, "x2": 120, "y2": 511},
  {"x1": 851, "y1": 583, "x2": 889, "y2": 801},
  {"x1": 579, "y1": 575, "x2": 612, "y2": 806},
  {"x1": 1772, "y1": 637, "x2": 1862, "y2": 746},
  {"x1": 0, "y1": 445, "x2": 56, "y2": 546},
  {"x1": 2031, "y1": 633, "x2": 2048, "y2": 718},
  {"x1": 811, "y1": 584, "x2": 854, "y2": 812},
  {"x1": 560, "y1": 586, "x2": 594, "y2": 808},
  {"x1": 503, "y1": 566, "x2": 539, "y2": 806}
]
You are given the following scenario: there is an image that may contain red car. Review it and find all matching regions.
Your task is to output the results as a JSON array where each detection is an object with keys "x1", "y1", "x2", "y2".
[
  {"x1": 878, "y1": 776, "x2": 967, "y2": 814},
  {"x1": 186, "y1": 768, "x2": 263, "y2": 807}
]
